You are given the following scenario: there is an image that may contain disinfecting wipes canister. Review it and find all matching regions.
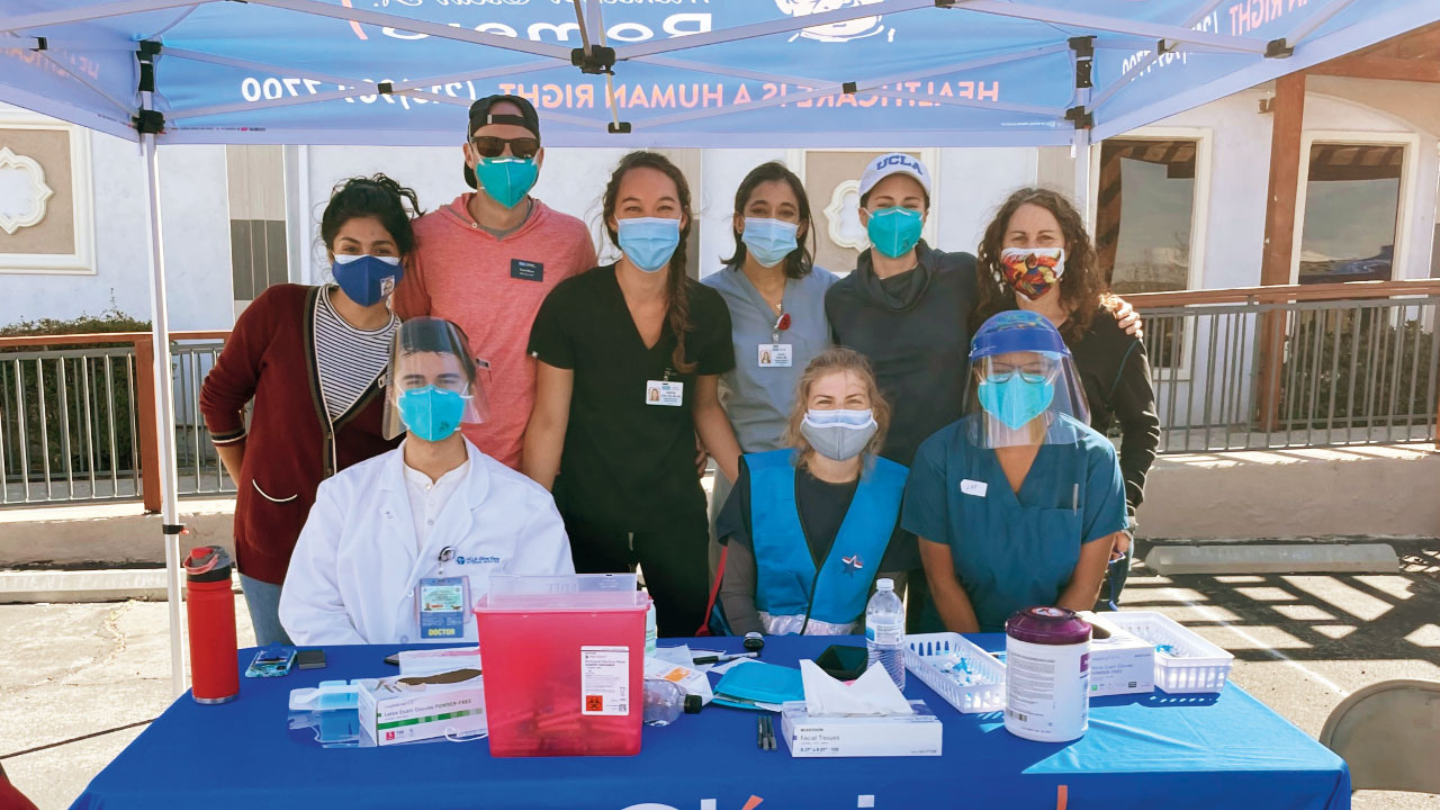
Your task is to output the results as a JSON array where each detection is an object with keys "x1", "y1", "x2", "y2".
[{"x1": 1004, "y1": 606, "x2": 1093, "y2": 743}]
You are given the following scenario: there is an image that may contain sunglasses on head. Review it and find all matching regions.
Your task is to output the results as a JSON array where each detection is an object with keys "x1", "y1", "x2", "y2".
[{"x1": 470, "y1": 136, "x2": 539, "y2": 160}]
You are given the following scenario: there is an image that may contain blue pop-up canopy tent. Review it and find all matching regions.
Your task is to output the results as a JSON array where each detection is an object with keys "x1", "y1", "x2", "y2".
[{"x1": 1, "y1": 0, "x2": 1436, "y2": 693}]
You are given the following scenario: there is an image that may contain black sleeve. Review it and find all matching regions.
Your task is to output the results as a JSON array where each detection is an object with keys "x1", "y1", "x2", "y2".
[
  {"x1": 1110, "y1": 339, "x2": 1160, "y2": 520},
  {"x1": 878, "y1": 522, "x2": 920, "y2": 573},
  {"x1": 824, "y1": 283, "x2": 845, "y2": 347},
  {"x1": 527, "y1": 278, "x2": 580, "y2": 370},
  {"x1": 715, "y1": 457, "x2": 752, "y2": 549},
  {"x1": 693, "y1": 286, "x2": 736, "y2": 376}
]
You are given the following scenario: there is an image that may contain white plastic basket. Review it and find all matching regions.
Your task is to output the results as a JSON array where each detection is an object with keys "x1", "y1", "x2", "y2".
[
  {"x1": 904, "y1": 633, "x2": 1006, "y2": 714},
  {"x1": 1101, "y1": 611, "x2": 1235, "y2": 694}
]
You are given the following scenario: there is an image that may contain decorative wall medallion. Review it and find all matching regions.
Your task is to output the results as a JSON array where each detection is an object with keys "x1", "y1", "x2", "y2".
[
  {"x1": 823, "y1": 179, "x2": 868, "y2": 252},
  {"x1": 0, "y1": 146, "x2": 54, "y2": 235}
]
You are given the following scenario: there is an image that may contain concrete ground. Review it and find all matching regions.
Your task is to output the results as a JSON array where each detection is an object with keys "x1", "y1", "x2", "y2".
[{"x1": 3, "y1": 547, "x2": 1440, "y2": 809}]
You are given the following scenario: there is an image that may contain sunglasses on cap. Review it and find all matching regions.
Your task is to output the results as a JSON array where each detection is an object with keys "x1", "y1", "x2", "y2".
[{"x1": 470, "y1": 136, "x2": 539, "y2": 160}]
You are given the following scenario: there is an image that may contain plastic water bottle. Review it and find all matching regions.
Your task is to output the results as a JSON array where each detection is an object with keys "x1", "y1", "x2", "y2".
[
  {"x1": 865, "y1": 578, "x2": 906, "y2": 690},
  {"x1": 643, "y1": 678, "x2": 700, "y2": 727}
]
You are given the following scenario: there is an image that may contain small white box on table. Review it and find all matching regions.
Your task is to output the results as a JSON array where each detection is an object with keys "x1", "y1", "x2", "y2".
[
  {"x1": 1078, "y1": 611, "x2": 1156, "y2": 697},
  {"x1": 357, "y1": 668, "x2": 486, "y2": 746},
  {"x1": 780, "y1": 700, "x2": 943, "y2": 757}
]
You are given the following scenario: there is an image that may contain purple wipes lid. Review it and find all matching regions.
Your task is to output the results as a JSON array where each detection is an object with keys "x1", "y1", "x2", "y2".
[{"x1": 1005, "y1": 606, "x2": 1092, "y2": 645}]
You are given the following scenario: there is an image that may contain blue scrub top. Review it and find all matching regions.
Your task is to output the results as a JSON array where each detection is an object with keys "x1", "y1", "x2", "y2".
[
  {"x1": 901, "y1": 415, "x2": 1128, "y2": 632},
  {"x1": 702, "y1": 263, "x2": 838, "y2": 453}
]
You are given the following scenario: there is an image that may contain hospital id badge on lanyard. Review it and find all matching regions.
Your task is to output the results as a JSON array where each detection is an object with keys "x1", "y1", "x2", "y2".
[
  {"x1": 759, "y1": 309, "x2": 793, "y2": 368},
  {"x1": 416, "y1": 546, "x2": 469, "y2": 640},
  {"x1": 646, "y1": 368, "x2": 684, "y2": 407}
]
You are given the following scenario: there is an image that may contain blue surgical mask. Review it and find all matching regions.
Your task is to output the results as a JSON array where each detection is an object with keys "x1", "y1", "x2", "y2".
[
  {"x1": 398, "y1": 385, "x2": 467, "y2": 442},
  {"x1": 475, "y1": 157, "x2": 537, "y2": 209},
  {"x1": 801, "y1": 408, "x2": 877, "y2": 461},
  {"x1": 977, "y1": 376, "x2": 1055, "y2": 430},
  {"x1": 866, "y1": 206, "x2": 924, "y2": 259},
  {"x1": 741, "y1": 217, "x2": 799, "y2": 268},
  {"x1": 617, "y1": 217, "x2": 681, "y2": 274},
  {"x1": 331, "y1": 254, "x2": 402, "y2": 307}
]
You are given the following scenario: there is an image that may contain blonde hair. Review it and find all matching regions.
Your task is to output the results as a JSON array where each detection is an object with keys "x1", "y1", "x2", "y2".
[{"x1": 782, "y1": 348, "x2": 891, "y2": 470}]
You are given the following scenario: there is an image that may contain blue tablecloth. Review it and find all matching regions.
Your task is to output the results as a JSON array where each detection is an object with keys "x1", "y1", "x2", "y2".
[{"x1": 72, "y1": 635, "x2": 1349, "y2": 810}]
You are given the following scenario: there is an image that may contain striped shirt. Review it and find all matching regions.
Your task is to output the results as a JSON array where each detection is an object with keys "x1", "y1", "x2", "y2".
[{"x1": 313, "y1": 287, "x2": 398, "y2": 421}]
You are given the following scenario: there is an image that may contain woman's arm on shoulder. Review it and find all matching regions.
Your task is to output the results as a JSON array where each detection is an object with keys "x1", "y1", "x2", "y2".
[{"x1": 1101, "y1": 292, "x2": 1143, "y2": 338}]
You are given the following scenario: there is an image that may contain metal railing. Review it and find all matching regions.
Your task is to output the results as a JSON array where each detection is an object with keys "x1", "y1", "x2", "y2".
[
  {"x1": 0, "y1": 331, "x2": 234, "y2": 507},
  {"x1": 3, "y1": 280, "x2": 1439, "y2": 507},
  {"x1": 1130, "y1": 279, "x2": 1440, "y2": 453}
]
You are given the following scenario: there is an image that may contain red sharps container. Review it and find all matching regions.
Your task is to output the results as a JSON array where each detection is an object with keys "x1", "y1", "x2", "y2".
[{"x1": 184, "y1": 545, "x2": 239, "y2": 704}]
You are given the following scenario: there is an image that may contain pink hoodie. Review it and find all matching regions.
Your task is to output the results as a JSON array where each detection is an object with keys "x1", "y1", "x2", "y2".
[{"x1": 395, "y1": 194, "x2": 597, "y2": 469}]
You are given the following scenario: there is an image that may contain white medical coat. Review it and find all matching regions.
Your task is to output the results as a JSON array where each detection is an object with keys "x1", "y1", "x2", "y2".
[{"x1": 279, "y1": 439, "x2": 574, "y2": 645}]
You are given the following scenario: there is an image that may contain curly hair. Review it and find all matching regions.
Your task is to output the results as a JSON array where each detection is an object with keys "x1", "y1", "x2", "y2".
[
  {"x1": 972, "y1": 187, "x2": 1107, "y2": 342},
  {"x1": 781, "y1": 348, "x2": 891, "y2": 472},
  {"x1": 320, "y1": 173, "x2": 423, "y2": 256},
  {"x1": 602, "y1": 151, "x2": 697, "y2": 373}
]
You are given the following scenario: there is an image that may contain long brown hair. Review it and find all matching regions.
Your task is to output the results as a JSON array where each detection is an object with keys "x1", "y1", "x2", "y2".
[
  {"x1": 721, "y1": 161, "x2": 815, "y2": 280},
  {"x1": 781, "y1": 348, "x2": 891, "y2": 471},
  {"x1": 973, "y1": 187, "x2": 1107, "y2": 342},
  {"x1": 602, "y1": 151, "x2": 697, "y2": 373}
]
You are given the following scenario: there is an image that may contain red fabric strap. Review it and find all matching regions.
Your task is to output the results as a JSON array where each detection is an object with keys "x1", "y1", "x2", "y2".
[{"x1": 694, "y1": 545, "x2": 728, "y2": 637}]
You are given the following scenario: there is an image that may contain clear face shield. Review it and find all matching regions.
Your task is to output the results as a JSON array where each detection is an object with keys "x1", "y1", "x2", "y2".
[
  {"x1": 382, "y1": 318, "x2": 490, "y2": 442},
  {"x1": 965, "y1": 311, "x2": 1089, "y2": 450}
]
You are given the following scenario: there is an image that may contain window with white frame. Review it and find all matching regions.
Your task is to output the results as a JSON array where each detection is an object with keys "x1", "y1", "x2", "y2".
[
  {"x1": 226, "y1": 145, "x2": 289, "y2": 316},
  {"x1": 1297, "y1": 142, "x2": 1404, "y2": 284},
  {"x1": 1094, "y1": 138, "x2": 1198, "y2": 295}
]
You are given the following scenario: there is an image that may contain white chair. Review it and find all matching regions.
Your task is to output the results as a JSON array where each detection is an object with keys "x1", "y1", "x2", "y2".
[{"x1": 1319, "y1": 678, "x2": 1440, "y2": 795}]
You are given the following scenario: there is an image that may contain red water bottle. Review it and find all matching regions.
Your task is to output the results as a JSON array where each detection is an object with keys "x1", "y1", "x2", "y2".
[{"x1": 184, "y1": 546, "x2": 239, "y2": 704}]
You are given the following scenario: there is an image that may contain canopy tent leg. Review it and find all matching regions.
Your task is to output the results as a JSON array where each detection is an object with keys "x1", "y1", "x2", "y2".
[
  {"x1": 1071, "y1": 36, "x2": 1095, "y2": 232},
  {"x1": 1073, "y1": 128, "x2": 1093, "y2": 232},
  {"x1": 141, "y1": 132, "x2": 188, "y2": 698}
]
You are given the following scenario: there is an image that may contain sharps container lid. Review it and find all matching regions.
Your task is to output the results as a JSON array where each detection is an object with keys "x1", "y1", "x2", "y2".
[{"x1": 1005, "y1": 606, "x2": 1092, "y2": 645}]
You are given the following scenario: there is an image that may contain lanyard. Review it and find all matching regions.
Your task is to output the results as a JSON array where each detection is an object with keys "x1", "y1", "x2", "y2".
[
  {"x1": 737, "y1": 266, "x2": 791, "y2": 343},
  {"x1": 772, "y1": 309, "x2": 791, "y2": 344}
]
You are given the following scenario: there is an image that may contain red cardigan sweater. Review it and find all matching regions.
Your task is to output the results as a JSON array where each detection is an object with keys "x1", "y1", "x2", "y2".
[{"x1": 200, "y1": 284, "x2": 399, "y2": 584}]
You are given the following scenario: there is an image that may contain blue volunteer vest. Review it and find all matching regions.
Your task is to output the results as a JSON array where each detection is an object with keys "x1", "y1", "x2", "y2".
[{"x1": 748, "y1": 449, "x2": 908, "y2": 632}]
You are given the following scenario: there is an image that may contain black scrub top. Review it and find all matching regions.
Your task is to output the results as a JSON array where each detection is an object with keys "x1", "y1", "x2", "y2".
[
  {"x1": 826, "y1": 242, "x2": 978, "y2": 467},
  {"x1": 529, "y1": 264, "x2": 735, "y2": 532}
]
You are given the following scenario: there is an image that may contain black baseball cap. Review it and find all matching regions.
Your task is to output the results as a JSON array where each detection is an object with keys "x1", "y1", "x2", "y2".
[{"x1": 463, "y1": 94, "x2": 541, "y2": 189}]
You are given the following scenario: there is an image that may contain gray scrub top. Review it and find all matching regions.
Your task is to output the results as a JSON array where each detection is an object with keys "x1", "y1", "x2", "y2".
[{"x1": 702, "y1": 263, "x2": 838, "y2": 453}]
